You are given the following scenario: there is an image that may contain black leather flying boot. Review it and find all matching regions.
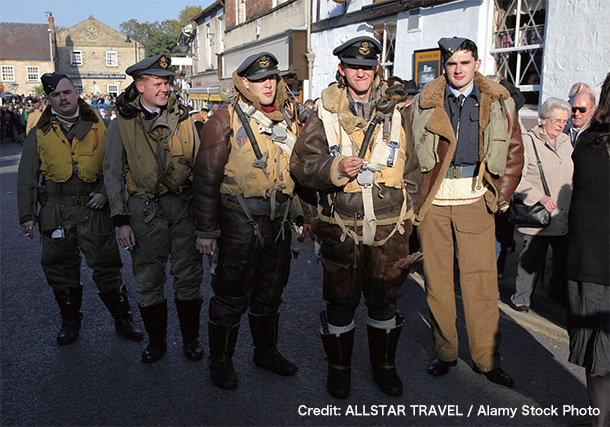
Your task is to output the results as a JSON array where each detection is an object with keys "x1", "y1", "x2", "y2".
[
  {"x1": 248, "y1": 311, "x2": 297, "y2": 375},
  {"x1": 208, "y1": 321, "x2": 240, "y2": 389},
  {"x1": 320, "y1": 324, "x2": 354, "y2": 399},
  {"x1": 99, "y1": 285, "x2": 144, "y2": 341},
  {"x1": 175, "y1": 297, "x2": 204, "y2": 361},
  {"x1": 138, "y1": 301, "x2": 167, "y2": 363},
  {"x1": 53, "y1": 286, "x2": 83, "y2": 345},
  {"x1": 367, "y1": 313, "x2": 404, "y2": 396}
]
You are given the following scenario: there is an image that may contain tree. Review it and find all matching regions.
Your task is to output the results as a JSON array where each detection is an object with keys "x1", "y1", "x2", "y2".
[
  {"x1": 119, "y1": 19, "x2": 156, "y2": 44},
  {"x1": 179, "y1": 6, "x2": 202, "y2": 25},
  {"x1": 145, "y1": 32, "x2": 182, "y2": 57},
  {"x1": 119, "y1": 6, "x2": 202, "y2": 56}
]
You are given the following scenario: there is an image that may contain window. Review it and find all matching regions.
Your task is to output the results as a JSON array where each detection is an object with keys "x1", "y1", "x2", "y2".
[
  {"x1": 236, "y1": 0, "x2": 246, "y2": 24},
  {"x1": 491, "y1": 0, "x2": 545, "y2": 104},
  {"x1": 1, "y1": 66, "x2": 15, "y2": 81},
  {"x1": 71, "y1": 50, "x2": 83, "y2": 66},
  {"x1": 26, "y1": 66, "x2": 40, "y2": 82},
  {"x1": 107, "y1": 84, "x2": 119, "y2": 95},
  {"x1": 373, "y1": 21, "x2": 396, "y2": 80},
  {"x1": 106, "y1": 51, "x2": 118, "y2": 67},
  {"x1": 74, "y1": 84, "x2": 84, "y2": 94}
]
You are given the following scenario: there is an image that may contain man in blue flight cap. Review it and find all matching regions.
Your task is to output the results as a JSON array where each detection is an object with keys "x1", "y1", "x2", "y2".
[{"x1": 411, "y1": 37, "x2": 524, "y2": 387}]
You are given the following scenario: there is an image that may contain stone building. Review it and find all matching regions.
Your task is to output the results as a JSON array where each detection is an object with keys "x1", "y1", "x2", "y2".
[
  {"x1": 55, "y1": 15, "x2": 145, "y2": 96},
  {"x1": 186, "y1": 0, "x2": 310, "y2": 103},
  {"x1": 0, "y1": 21, "x2": 54, "y2": 97}
]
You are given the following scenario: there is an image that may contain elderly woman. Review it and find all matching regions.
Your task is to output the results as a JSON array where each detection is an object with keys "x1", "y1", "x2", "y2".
[{"x1": 510, "y1": 98, "x2": 573, "y2": 312}]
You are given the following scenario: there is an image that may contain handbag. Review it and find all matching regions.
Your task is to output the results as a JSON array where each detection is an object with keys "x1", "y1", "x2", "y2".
[{"x1": 508, "y1": 139, "x2": 552, "y2": 228}]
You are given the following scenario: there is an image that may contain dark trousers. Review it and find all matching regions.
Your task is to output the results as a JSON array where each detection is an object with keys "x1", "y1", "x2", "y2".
[
  {"x1": 209, "y1": 206, "x2": 292, "y2": 329},
  {"x1": 313, "y1": 219, "x2": 412, "y2": 326},
  {"x1": 128, "y1": 193, "x2": 203, "y2": 307},
  {"x1": 511, "y1": 234, "x2": 568, "y2": 307},
  {"x1": 40, "y1": 202, "x2": 123, "y2": 293}
]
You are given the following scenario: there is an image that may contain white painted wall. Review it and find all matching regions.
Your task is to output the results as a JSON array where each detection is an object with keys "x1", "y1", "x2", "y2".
[
  {"x1": 311, "y1": 0, "x2": 609, "y2": 106},
  {"x1": 394, "y1": 0, "x2": 493, "y2": 80},
  {"x1": 311, "y1": 0, "x2": 494, "y2": 97},
  {"x1": 310, "y1": 22, "x2": 376, "y2": 97},
  {"x1": 541, "y1": 0, "x2": 609, "y2": 100}
]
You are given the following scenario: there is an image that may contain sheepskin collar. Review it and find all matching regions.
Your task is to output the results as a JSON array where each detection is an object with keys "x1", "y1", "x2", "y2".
[
  {"x1": 320, "y1": 75, "x2": 383, "y2": 134},
  {"x1": 37, "y1": 98, "x2": 99, "y2": 131},
  {"x1": 232, "y1": 71, "x2": 289, "y2": 122},
  {"x1": 419, "y1": 72, "x2": 509, "y2": 109}
]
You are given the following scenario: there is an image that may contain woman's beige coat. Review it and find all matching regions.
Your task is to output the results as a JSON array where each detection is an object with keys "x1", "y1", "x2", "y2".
[{"x1": 514, "y1": 126, "x2": 573, "y2": 236}]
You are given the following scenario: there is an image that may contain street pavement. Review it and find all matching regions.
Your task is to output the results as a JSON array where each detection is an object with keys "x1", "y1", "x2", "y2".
[{"x1": 0, "y1": 139, "x2": 593, "y2": 426}]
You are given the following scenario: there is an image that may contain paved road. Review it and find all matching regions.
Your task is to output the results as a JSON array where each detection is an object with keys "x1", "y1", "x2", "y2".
[{"x1": 0, "y1": 140, "x2": 593, "y2": 426}]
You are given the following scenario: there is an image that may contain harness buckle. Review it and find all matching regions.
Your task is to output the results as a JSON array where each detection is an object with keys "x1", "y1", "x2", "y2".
[
  {"x1": 271, "y1": 125, "x2": 287, "y2": 142},
  {"x1": 357, "y1": 167, "x2": 374, "y2": 187},
  {"x1": 387, "y1": 139, "x2": 400, "y2": 167},
  {"x1": 328, "y1": 145, "x2": 339, "y2": 156}
]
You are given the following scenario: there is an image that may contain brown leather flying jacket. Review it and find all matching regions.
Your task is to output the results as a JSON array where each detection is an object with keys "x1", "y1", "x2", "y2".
[
  {"x1": 412, "y1": 73, "x2": 524, "y2": 220},
  {"x1": 192, "y1": 73, "x2": 301, "y2": 238},
  {"x1": 290, "y1": 84, "x2": 422, "y2": 222}
]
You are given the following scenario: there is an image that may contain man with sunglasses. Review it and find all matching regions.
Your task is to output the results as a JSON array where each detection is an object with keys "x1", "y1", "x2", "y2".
[
  {"x1": 193, "y1": 52, "x2": 308, "y2": 389},
  {"x1": 291, "y1": 36, "x2": 422, "y2": 398},
  {"x1": 567, "y1": 92, "x2": 597, "y2": 146}
]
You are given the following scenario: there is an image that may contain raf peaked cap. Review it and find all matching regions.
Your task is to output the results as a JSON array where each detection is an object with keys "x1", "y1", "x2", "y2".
[
  {"x1": 41, "y1": 72, "x2": 69, "y2": 95},
  {"x1": 126, "y1": 53, "x2": 174, "y2": 79},
  {"x1": 438, "y1": 37, "x2": 472, "y2": 63},
  {"x1": 236, "y1": 52, "x2": 280, "y2": 81},
  {"x1": 333, "y1": 36, "x2": 381, "y2": 67}
]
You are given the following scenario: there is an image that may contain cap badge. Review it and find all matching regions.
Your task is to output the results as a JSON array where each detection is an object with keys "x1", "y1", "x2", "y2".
[
  {"x1": 159, "y1": 56, "x2": 169, "y2": 68},
  {"x1": 259, "y1": 56, "x2": 270, "y2": 68},
  {"x1": 359, "y1": 41, "x2": 370, "y2": 55}
]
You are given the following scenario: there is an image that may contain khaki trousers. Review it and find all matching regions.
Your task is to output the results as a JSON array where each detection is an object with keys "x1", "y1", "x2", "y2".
[{"x1": 418, "y1": 198, "x2": 501, "y2": 371}]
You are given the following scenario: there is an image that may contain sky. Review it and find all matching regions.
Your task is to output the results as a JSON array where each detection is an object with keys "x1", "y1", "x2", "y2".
[{"x1": 0, "y1": 0, "x2": 214, "y2": 32}]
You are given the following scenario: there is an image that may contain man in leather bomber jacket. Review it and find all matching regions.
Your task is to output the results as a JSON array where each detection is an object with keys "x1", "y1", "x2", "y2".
[
  {"x1": 193, "y1": 52, "x2": 310, "y2": 390},
  {"x1": 290, "y1": 36, "x2": 422, "y2": 398}
]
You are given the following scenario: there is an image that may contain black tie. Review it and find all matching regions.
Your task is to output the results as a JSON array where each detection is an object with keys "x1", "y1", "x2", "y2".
[{"x1": 457, "y1": 94, "x2": 465, "y2": 118}]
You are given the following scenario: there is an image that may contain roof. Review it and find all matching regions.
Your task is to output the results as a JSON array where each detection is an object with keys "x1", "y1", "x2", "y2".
[
  {"x1": 192, "y1": 0, "x2": 223, "y2": 22},
  {"x1": 0, "y1": 23, "x2": 51, "y2": 60}
]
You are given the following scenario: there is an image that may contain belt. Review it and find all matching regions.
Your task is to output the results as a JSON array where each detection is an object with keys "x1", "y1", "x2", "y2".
[
  {"x1": 220, "y1": 193, "x2": 290, "y2": 217},
  {"x1": 46, "y1": 192, "x2": 91, "y2": 206},
  {"x1": 445, "y1": 165, "x2": 477, "y2": 179}
]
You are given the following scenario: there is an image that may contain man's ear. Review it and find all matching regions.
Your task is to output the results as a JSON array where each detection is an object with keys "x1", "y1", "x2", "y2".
[
  {"x1": 135, "y1": 81, "x2": 144, "y2": 94},
  {"x1": 241, "y1": 76, "x2": 250, "y2": 91},
  {"x1": 338, "y1": 62, "x2": 346, "y2": 77},
  {"x1": 474, "y1": 59, "x2": 482, "y2": 72}
]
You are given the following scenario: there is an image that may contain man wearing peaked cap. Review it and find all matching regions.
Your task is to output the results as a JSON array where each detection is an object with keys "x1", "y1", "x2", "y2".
[
  {"x1": 17, "y1": 72, "x2": 143, "y2": 345},
  {"x1": 192, "y1": 51, "x2": 312, "y2": 389},
  {"x1": 104, "y1": 54, "x2": 204, "y2": 364},
  {"x1": 411, "y1": 37, "x2": 524, "y2": 387},
  {"x1": 236, "y1": 51, "x2": 280, "y2": 81},
  {"x1": 290, "y1": 35, "x2": 422, "y2": 398},
  {"x1": 332, "y1": 36, "x2": 382, "y2": 67},
  {"x1": 125, "y1": 53, "x2": 175, "y2": 79}
]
